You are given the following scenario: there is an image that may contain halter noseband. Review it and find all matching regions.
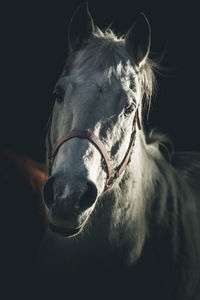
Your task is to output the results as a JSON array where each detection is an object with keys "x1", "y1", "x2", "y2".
[{"x1": 46, "y1": 108, "x2": 141, "y2": 192}]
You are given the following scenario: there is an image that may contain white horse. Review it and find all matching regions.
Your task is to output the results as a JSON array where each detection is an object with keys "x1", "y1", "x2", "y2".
[{"x1": 40, "y1": 4, "x2": 200, "y2": 300}]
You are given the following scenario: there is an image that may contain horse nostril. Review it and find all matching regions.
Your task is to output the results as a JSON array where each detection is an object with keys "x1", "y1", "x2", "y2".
[
  {"x1": 78, "y1": 181, "x2": 97, "y2": 211},
  {"x1": 42, "y1": 176, "x2": 55, "y2": 209}
]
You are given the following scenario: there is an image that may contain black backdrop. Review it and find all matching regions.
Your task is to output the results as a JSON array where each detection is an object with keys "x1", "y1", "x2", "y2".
[{"x1": 1, "y1": 0, "x2": 200, "y2": 162}]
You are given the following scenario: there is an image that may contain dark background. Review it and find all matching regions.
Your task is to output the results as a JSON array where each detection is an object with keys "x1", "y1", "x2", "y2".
[{"x1": 1, "y1": 0, "x2": 199, "y2": 163}]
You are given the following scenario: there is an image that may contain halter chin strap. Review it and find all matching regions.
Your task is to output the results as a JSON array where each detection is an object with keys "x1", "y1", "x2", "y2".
[{"x1": 46, "y1": 108, "x2": 141, "y2": 192}]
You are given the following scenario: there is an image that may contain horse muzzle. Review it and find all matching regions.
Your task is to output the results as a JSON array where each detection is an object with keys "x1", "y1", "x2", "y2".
[{"x1": 42, "y1": 173, "x2": 98, "y2": 237}]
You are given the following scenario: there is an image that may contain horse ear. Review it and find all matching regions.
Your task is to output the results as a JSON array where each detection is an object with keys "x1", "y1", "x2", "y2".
[
  {"x1": 125, "y1": 13, "x2": 151, "y2": 67},
  {"x1": 68, "y1": 3, "x2": 94, "y2": 54}
]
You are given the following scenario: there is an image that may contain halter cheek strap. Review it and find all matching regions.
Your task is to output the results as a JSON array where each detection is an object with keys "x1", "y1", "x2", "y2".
[{"x1": 46, "y1": 108, "x2": 141, "y2": 192}]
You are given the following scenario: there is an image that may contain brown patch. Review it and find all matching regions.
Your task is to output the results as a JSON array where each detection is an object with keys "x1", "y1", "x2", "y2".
[{"x1": 0, "y1": 146, "x2": 48, "y2": 222}]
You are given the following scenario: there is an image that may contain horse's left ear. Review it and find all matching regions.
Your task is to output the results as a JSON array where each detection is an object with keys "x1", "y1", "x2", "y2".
[
  {"x1": 125, "y1": 13, "x2": 151, "y2": 67},
  {"x1": 68, "y1": 3, "x2": 94, "y2": 54}
]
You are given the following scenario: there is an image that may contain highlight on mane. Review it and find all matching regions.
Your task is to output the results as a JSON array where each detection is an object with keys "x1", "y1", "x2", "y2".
[{"x1": 93, "y1": 26, "x2": 125, "y2": 42}]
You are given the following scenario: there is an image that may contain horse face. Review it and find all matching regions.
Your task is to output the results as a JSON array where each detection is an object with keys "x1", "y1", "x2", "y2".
[
  {"x1": 43, "y1": 68, "x2": 140, "y2": 237},
  {"x1": 43, "y1": 6, "x2": 151, "y2": 237}
]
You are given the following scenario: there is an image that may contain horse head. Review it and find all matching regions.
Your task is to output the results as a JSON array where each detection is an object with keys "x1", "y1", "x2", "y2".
[{"x1": 43, "y1": 4, "x2": 153, "y2": 237}]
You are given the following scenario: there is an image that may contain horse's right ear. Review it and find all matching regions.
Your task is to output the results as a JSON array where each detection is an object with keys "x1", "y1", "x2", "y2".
[{"x1": 68, "y1": 3, "x2": 94, "y2": 54}]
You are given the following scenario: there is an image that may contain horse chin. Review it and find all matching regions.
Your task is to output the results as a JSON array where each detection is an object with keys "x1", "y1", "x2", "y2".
[
  {"x1": 49, "y1": 222, "x2": 84, "y2": 238},
  {"x1": 47, "y1": 206, "x2": 93, "y2": 238}
]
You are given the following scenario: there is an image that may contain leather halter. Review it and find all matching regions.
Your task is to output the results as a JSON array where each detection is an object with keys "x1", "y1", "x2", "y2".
[{"x1": 46, "y1": 108, "x2": 141, "y2": 192}]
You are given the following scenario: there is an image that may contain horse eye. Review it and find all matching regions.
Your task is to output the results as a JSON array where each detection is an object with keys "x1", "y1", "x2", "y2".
[
  {"x1": 53, "y1": 86, "x2": 65, "y2": 104},
  {"x1": 124, "y1": 104, "x2": 135, "y2": 117}
]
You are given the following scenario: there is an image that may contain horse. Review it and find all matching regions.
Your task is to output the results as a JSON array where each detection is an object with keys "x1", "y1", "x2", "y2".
[
  {"x1": 40, "y1": 4, "x2": 200, "y2": 300},
  {"x1": 0, "y1": 147, "x2": 47, "y2": 299}
]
